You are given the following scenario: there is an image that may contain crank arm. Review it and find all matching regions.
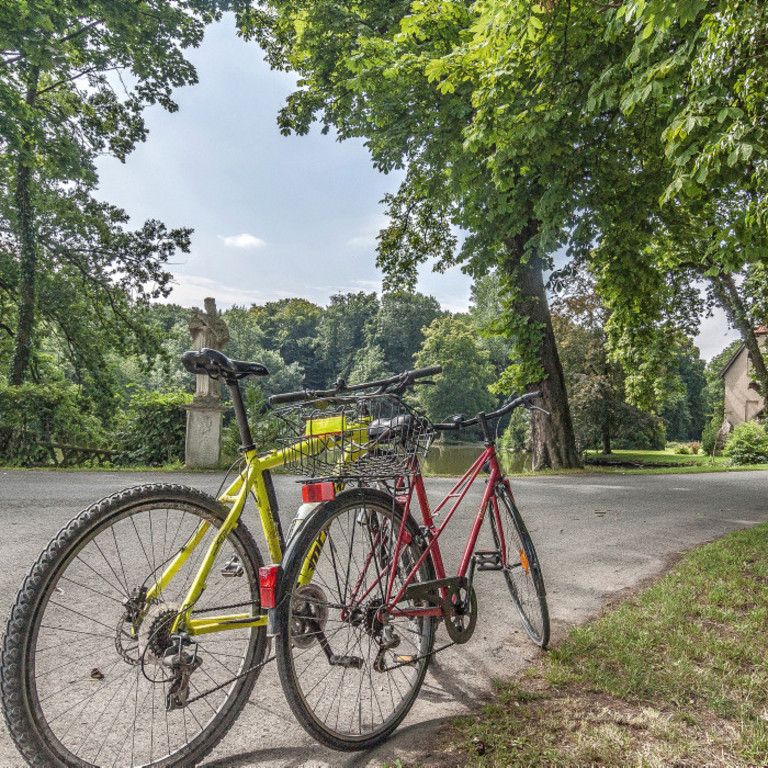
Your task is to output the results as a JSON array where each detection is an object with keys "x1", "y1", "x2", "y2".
[{"x1": 306, "y1": 618, "x2": 363, "y2": 669}]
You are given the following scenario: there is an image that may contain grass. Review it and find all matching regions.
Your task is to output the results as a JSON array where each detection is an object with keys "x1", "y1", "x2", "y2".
[
  {"x1": 585, "y1": 448, "x2": 723, "y2": 466},
  {"x1": 575, "y1": 448, "x2": 768, "y2": 476},
  {"x1": 406, "y1": 523, "x2": 768, "y2": 767}
]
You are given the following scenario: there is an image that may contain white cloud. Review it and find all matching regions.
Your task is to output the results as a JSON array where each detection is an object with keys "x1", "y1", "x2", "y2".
[{"x1": 219, "y1": 233, "x2": 267, "y2": 250}]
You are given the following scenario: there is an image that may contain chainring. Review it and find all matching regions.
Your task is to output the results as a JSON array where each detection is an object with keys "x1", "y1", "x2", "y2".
[{"x1": 442, "y1": 583, "x2": 477, "y2": 644}]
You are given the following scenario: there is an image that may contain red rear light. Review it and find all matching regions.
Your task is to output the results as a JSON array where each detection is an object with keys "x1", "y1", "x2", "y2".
[
  {"x1": 259, "y1": 565, "x2": 281, "y2": 609},
  {"x1": 302, "y1": 482, "x2": 336, "y2": 503}
]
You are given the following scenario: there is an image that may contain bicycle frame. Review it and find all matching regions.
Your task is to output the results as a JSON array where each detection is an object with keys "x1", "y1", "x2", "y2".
[
  {"x1": 145, "y1": 435, "x2": 333, "y2": 637},
  {"x1": 143, "y1": 361, "x2": 428, "y2": 640},
  {"x1": 353, "y1": 444, "x2": 513, "y2": 620}
]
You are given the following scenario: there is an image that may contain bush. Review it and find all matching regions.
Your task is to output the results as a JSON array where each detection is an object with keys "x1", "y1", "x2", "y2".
[
  {"x1": 0, "y1": 381, "x2": 104, "y2": 465},
  {"x1": 723, "y1": 421, "x2": 768, "y2": 466},
  {"x1": 611, "y1": 414, "x2": 666, "y2": 451},
  {"x1": 701, "y1": 413, "x2": 724, "y2": 456},
  {"x1": 115, "y1": 387, "x2": 191, "y2": 466},
  {"x1": 498, "y1": 407, "x2": 531, "y2": 453},
  {"x1": 669, "y1": 442, "x2": 691, "y2": 455}
]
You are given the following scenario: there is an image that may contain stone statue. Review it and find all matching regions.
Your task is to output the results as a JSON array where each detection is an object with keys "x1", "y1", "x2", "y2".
[
  {"x1": 188, "y1": 297, "x2": 230, "y2": 403},
  {"x1": 185, "y1": 297, "x2": 229, "y2": 468}
]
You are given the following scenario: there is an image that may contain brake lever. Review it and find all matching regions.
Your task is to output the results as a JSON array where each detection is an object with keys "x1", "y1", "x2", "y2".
[
  {"x1": 384, "y1": 373, "x2": 420, "y2": 395},
  {"x1": 526, "y1": 404, "x2": 551, "y2": 417}
]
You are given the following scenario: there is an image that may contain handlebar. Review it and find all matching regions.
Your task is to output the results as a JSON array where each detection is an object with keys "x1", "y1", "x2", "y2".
[
  {"x1": 268, "y1": 365, "x2": 443, "y2": 406},
  {"x1": 433, "y1": 390, "x2": 545, "y2": 431}
]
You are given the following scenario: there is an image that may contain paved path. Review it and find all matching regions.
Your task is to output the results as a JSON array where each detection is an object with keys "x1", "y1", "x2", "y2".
[{"x1": 0, "y1": 469, "x2": 766, "y2": 767}]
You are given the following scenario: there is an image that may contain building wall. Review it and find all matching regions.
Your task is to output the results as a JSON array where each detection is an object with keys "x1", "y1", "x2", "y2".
[{"x1": 723, "y1": 338, "x2": 767, "y2": 425}]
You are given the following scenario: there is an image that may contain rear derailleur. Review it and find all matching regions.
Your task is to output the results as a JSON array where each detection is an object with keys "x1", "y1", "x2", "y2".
[{"x1": 163, "y1": 632, "x2": 202, "y2": 711}]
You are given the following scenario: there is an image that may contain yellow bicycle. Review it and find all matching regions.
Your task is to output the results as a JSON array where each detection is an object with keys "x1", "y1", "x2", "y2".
[{"x1": 0, "y1": 348, "x2": 439, "y2": 768}]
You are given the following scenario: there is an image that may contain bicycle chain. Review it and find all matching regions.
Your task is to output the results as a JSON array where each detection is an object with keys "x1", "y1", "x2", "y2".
[
  {"x1": 116, "y1": 601, "x2": 260, "y2": 667},
  {"x1": 193, "y1": 600, "x2": 260, "y2": 614},
  {"x1": 185, "y1": 639, "x2": 455, "y2": 705},
  {"x1": 175, "y1": 602, "x2": 453, "y2": 704},
  {"x1": 185, "y1": 653, "x2": 276, "y2": 705}
]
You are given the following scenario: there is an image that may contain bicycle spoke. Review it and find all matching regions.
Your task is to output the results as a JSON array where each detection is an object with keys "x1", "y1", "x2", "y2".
[
  {"x1": 279, "y1": 491, "x2": 436, "y2": 748},
  {"x1": 490, "y1": 485, "x2": 550, "y2": 648},
  {"x1": 6, "y1": 486, "x2": 266, "y2": 767}
]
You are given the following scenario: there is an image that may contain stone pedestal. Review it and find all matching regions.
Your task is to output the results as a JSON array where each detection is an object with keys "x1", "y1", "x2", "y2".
[
  {"x1": 184, "y1": 400, "x2": 228, "y2": 469},
  {"x1": 184, "y1": 297, "x2": 230, "y2": 470}
]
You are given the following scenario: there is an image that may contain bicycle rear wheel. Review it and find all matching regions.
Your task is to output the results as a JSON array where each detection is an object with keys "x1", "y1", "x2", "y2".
[
  {"x1": 489, "y1": 484, "x2": 550, "y2": 648},
  {"x1": 1, "y1": 484, "x2": 267, "y2": 768},
  {"x1": 276, "y1": 488, "x2": 436, "y2": 751}
]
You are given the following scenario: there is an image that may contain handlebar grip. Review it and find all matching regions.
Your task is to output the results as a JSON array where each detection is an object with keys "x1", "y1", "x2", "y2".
[
  {"x1": 270, "y1": 364, "x2": 443, "y2": 404},
  {"x1": 269, "y1": 389, "x2": 313, "y2": 405},
  {"x1": 409, "y1": 364, "x2": 442, "y2": 379}
]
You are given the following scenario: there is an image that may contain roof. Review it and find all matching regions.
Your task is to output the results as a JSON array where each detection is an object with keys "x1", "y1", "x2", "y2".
[
  {"x1": 719, "y1": 344, "x2": 745, "y2": 378},
  {"x1": 718, "y1": 326, "x2": 768, "y2": 378}
]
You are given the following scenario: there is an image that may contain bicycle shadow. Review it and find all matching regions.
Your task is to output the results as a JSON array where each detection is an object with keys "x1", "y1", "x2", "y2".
[
  {"x1": 200, "y1": 715, "x2": 454, "y2": 768},
  {"x1": 199, "y1": 656, "x2": 494, "y2": 768}
]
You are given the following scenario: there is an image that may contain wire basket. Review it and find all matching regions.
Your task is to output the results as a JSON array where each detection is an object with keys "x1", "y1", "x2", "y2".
[{"x1": 274, "y1": 394, "x2": 435, "y2": 480}]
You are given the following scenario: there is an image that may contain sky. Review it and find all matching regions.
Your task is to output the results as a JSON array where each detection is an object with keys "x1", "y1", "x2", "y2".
[{"x1": 95, "y1": 15, "x2": 739, "y2": 361}]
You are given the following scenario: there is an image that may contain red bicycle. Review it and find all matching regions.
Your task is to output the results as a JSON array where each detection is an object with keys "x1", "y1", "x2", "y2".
[{"x1": 271, "y1": 383, "x2": 550, "y2": 750}]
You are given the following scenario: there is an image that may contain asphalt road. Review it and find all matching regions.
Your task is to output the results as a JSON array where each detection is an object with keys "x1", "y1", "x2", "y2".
[{"x1": 1, "y1": 468, "x2": 767, "y2": 767}]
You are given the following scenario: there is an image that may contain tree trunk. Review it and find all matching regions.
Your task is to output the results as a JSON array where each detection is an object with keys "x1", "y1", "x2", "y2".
[
  {"x1": 709, "y1": 272, "x2": 768, "y2": 398},
  {"x1": 601, "y1": 429, "x2": 611, "y2": 454},
  {"x1": 502, "y1": 228, "x2": 581, "y2": 470},
  {"x1": 9, "y1": 67, "x2": 40, "y2": 386}
]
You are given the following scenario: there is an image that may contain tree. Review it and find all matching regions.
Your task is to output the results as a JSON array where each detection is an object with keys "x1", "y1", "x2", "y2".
[
  {"x1": 610, "y1": 1, "x2": 767, "y2": 223},
  {"x1": 223, "y1": 306, "x2": 303, "y2": 395},
  {"x1": 348, "y1": 343, "x2": 389, "y2": 385},
  {"x1": 658, "y1": 341, "x2": 708, "y2": 442},
  {"x1": 552, "y1": 310, "x2": 666, "y2": 454},
  {"x1": 373, "y1": 291, "x2": 444, "y2": 375},
  {"x1": 0, "y1": 0, "x2": 245, "y2": 387},
  {"x1": 241, "y1": 0, "x2": 583, "y2": 468},
  {"x1": 250, "y1": 298, "x2": 324, "y2": 387},
  {"x1": 315, "y1": 292, "x2": 379, "y2": 383},
  {"x1": 412, "y1": 316, "x2": 495, "y2": 430},
  {"x1": 468, "y1": 273, "x2": 515, "y2": 375},
  {"x1": 583, "y1": 1, "x2": 768, "y2": 400}
]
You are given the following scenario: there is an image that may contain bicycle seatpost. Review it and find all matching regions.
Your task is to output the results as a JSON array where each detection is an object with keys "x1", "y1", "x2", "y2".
[{"x1": 227, "y1": 381, "x2": 255, "y2": 451}]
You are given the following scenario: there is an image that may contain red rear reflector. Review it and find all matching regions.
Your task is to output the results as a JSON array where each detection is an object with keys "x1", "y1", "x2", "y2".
[
  {"x1": 302, "y1": 482, "x2": 336, "y2": 503},
  {"x1": 259, "y1": 565, "x2": 280, "y2": 609}
]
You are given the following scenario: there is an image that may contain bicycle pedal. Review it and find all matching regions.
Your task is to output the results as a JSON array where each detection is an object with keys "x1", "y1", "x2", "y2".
[
  {"x1": 329, "y1": 654, "x2": 363, "y2": 669},
  {"x1": 221, "y1": 556, "x2": 244, "y2": 578},
  {"x1": 473, "y1": 550, "x2": 502, "y2": 571}
]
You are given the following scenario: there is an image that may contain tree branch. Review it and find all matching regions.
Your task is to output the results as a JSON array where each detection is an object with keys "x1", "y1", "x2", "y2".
[{"x1": 1, "y1": 18, "x2": 104, "y2": 69}]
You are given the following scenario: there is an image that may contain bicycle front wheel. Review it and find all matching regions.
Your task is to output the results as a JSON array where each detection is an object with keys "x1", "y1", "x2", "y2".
[
  {"x1": 1, "y1": 484, "x2": 267, "y2": 768},
  {"x1": 489, "y1": 484, "x2": 550, "y2": 648},
  {"x1": 276, "y1": 488, "x2": 436, "y2": 751}
]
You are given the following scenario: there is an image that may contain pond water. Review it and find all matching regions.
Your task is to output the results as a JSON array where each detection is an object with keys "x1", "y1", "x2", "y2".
[{"x1": 421, "y1": 444, "x2": 532, "y2": 476}]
